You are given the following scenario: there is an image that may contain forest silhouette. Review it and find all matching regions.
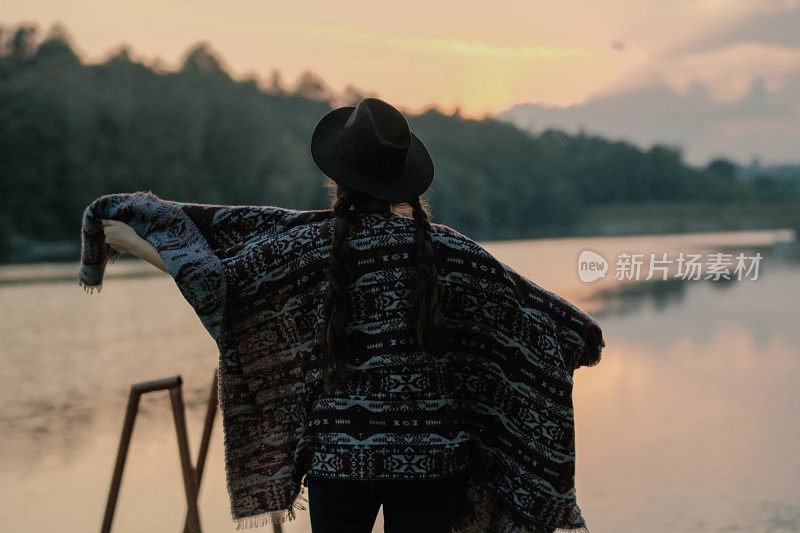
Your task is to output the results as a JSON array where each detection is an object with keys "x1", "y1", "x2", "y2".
[{"x1": 2, "y1": 22, "x2": 798, "y2": 263}]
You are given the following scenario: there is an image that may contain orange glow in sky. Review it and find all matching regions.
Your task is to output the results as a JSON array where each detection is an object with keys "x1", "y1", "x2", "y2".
[{"x1": 4, "y1": 0, "x2": 800, "y2": 119}]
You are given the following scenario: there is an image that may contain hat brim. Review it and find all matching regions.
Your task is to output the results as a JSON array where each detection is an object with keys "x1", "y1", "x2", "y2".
[{"x1": 311, "y1": 106, "x2": 434, "y2": 203}]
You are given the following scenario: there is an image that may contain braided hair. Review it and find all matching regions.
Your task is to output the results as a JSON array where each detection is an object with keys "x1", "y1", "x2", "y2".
[{"x1": 319, "y1": 178, "x2": 444, "y2": 395}]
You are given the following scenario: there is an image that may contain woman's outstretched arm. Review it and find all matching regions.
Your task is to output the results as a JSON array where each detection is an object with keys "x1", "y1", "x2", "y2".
[{"x1": 131, "y1": 237, "x2": 168, "y2": 273}]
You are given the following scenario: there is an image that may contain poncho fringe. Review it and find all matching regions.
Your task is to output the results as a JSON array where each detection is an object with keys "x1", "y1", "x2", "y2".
[
  {"x1": 79, "y1": 190, "x2": 605, "y2": 532},
  {"x1": 231, "y1": 488, "x2": 308, "y2": 530}
]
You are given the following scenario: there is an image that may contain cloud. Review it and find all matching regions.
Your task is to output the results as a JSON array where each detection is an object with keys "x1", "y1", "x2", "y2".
[
  {"x1": 497, "y1": 70, "x2": 800, "y2": 166},
  {"x1": 662, "y1": 42, "x2": 800, "y2": 103},
  {"x1": 666, "y1": 2, "x2": 800, "y2": 56},
  {"x1": 496, "y1": 1, "x2": 800, "y2": 166}
]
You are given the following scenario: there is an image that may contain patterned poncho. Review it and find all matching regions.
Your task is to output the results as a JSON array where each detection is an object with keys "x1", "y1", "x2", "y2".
[{"x1": 79, "y1": 191, "x2": 605, "y2": 533}]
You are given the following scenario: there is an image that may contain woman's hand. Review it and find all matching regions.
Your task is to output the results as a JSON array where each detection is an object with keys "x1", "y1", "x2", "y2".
[
  {"x1": 101, "y1": 219, "x2": 169, "y2": 273},
  {"x1": 101, "y1": 219, "x2": 141, "y2": 254}
]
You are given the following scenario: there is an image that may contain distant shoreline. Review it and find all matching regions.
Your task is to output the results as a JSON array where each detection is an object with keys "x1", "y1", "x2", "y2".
[
  {"x1": 1, "y1": 225, "x2": 794, "y2": 287},
  {"x1": 574, "y1": 199, "x2": 800, "y2": 238},
  {"x1": 465, "y1": 200, "x2": 800, "y2": 242},
  {"x1": 5, "y1": 201, "x2": 800, "y2": 266}
]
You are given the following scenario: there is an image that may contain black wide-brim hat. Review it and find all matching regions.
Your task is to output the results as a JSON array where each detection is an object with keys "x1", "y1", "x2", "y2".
[{"x1": 311, "y1": 97, "x2": 434, "y2": 203}]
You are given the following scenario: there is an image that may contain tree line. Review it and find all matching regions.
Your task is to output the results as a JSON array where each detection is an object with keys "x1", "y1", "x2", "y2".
[{"x1": 1, "y1": 22, "x2": 798, "y2": 262}]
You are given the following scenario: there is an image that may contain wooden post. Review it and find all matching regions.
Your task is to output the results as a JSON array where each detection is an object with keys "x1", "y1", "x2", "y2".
[{"x1": 100, "y1": 375, "x2": 202, "y2": 533}]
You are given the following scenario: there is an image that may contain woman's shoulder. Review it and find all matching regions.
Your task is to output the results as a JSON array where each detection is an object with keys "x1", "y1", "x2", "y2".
[{"x1": 429, "y1": 222, "x2": 496, "y2": 261}]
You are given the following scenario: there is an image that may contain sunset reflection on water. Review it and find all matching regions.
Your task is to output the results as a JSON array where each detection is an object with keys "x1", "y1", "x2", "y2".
[{"x1": 1, "y1": 230, "x2": 798, "y2": 532}]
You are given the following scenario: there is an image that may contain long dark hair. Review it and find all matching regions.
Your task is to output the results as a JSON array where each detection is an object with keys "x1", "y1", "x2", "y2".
[{"x1": 319, "y1": 178, "x2": 444, "y2": 395}]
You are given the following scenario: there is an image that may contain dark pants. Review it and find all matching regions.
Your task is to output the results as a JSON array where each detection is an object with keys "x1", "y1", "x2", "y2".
[{"x1": 306, "y1": 473, "x2": 469, "y2": 533}]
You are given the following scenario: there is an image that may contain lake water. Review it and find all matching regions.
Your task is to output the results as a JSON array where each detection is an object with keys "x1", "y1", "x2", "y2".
[{"x1": 1, "y1": 230, "x2": 798, "y2": 532}]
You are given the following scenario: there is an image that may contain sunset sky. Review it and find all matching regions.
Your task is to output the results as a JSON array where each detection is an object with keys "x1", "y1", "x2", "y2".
[{"x1": 4, "y1": 0, "x2": 800, "y2": 164}]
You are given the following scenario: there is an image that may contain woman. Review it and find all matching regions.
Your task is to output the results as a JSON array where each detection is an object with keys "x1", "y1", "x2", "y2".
[
  {"x1": 100, "y1": 185, "x2": 467, "y2": 533},
  {"x1": 84, "y1": 98, "x2": 604, "y2": 533}
]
